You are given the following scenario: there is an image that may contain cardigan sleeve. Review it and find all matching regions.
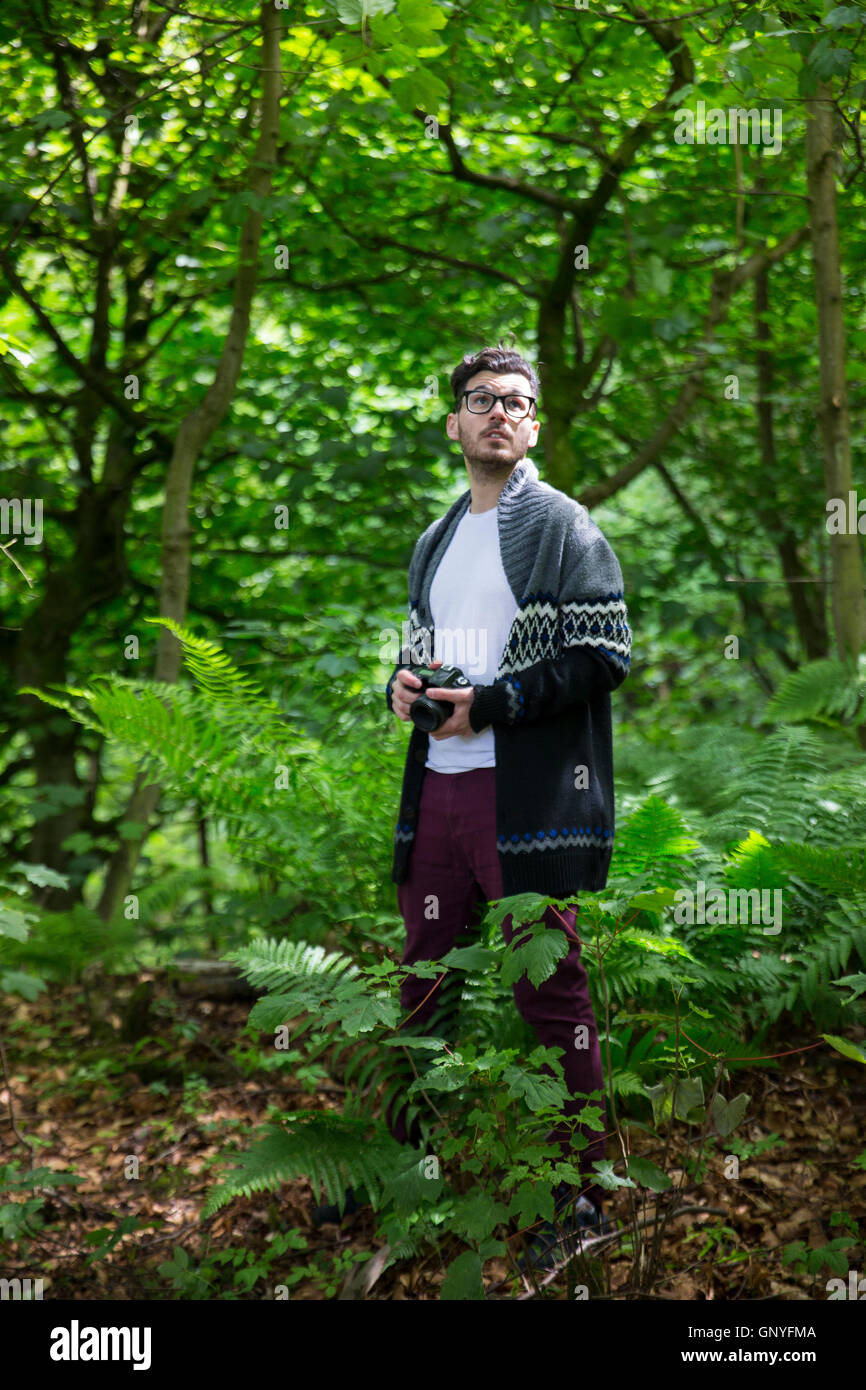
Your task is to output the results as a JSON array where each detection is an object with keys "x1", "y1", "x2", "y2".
[
  {"x1": 385, "y1": 604, "x2": 414, "y2": 714},
  {"x1": 467, "y1": 533, "x2": 631, "y2": 731}
]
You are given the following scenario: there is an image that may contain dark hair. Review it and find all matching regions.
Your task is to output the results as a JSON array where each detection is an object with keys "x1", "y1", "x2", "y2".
[{"x1": 450, "y1": 340, "x2": 540, "y2": 416}]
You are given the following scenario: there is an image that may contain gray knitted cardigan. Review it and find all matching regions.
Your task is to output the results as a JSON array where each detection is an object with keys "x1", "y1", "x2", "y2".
[{"x1": 385, "y1": 458, "x2": 632, "y2": 895}]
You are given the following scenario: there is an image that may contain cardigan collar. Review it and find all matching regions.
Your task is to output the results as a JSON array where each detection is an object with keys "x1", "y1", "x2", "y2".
[{"x1": 417, "y1": 457, "x2": 541, "y2": 624}]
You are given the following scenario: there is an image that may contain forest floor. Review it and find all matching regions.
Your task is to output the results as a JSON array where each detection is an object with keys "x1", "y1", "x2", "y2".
[{"x1": 1, "y1": 978, "x2": 864, "y2": 1302}]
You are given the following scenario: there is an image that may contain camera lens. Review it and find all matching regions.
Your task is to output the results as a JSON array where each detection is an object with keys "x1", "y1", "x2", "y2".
[{"x1": 410, "y1": 696, "x2": 446, "y2": 733}]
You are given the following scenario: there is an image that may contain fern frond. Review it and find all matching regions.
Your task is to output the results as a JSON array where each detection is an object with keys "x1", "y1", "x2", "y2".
[
  {"x1": 145, "y1": 617, "x2": 288, "y2": 723},
  {"x1": 611, "y1": 796, "x2": 700, "y2": 878},
  {"x1": 225, "y1": 937, "x2": 358, "y2": 994},
  {"x1": 202, "y1": 1114, "x2": 407, "y2": 1217},
  {"x1": 769, "y1": 844, "x2": 866, "y2": 898},
  {"x1": 764, "y1": 657, "x2": 865, "y2": 725}
]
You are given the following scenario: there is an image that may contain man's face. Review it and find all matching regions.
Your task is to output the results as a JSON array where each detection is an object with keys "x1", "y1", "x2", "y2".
[{"x1": 445, "y1": 371, "x2": 540, "y2": 476}]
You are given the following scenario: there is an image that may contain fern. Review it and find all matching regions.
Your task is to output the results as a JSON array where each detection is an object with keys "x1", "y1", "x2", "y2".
[
  {"x1": 610, "y1": 796, "x2": 700, "y2": 879},
  {"x1": 225, "y1": 937, "x2": 358, "y2": 994},
  {"x1": 764, "y1": 656, "x2": 865, "y2": 725},
  {"x1": 144, "y1": 617, "x2": 284, "y2": 718},
  {"x1": 202, "y1": 1113, "x2": 408, "y2": 1217},
  {"x1": 769, "y1": 844, "x2": 866, "y2": 899}
]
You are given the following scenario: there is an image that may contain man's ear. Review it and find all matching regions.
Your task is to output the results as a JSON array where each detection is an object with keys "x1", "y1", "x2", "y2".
[{"x1": 445, "y1": 411, "x2": 459, "y2": 441}]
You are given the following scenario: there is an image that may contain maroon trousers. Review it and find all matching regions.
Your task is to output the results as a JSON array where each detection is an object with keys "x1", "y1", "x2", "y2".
[{"x1": 391, "y1": 766, "x2": 607, "y2": 1204}]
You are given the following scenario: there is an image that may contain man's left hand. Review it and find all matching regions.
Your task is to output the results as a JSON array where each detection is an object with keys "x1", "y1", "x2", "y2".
[{"x1": 427, "y1": 686, "x2": 476, "y2": 739}]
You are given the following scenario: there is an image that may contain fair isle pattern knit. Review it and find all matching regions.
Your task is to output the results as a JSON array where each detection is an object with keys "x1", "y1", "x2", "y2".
[
  {"x1": 500, "y1": 592, "x2": 631, "y2": 677},
  {"x1": 386, "y1": 458, "x2": 632, "y2": 896}
]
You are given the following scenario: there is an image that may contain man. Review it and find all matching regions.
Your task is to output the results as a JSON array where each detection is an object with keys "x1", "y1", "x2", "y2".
[{"x1": 322, "y1": 345, "x2": 631, "y2": 1268}]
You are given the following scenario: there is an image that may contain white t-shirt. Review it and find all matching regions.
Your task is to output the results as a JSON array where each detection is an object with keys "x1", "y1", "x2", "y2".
[{"x1": 425, "y1": 505, "x2": 518, "y2": 773}]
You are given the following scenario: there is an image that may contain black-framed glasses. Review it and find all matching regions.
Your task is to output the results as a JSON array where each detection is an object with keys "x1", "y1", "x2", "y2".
[{"x1": 460, "y1": 389, "x2": 536, "y2": 420}]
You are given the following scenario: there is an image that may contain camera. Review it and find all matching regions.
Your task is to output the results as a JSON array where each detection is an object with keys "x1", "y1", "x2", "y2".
[{"x1": 406, "y1": 665, "x2": 472, "y2": 733}]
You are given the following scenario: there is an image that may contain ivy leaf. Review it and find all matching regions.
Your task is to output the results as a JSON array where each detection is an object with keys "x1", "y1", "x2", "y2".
[{"x1": 440, "y1": 1250, "x2": 484, "y2": 1300}]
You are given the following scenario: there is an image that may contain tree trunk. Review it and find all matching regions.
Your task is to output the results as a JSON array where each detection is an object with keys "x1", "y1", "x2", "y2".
[
  {"x1": 754, "y1": 266, "x2": 828, "y2": 663},
  {"x1": 804, "y1": 82, "x2": 866, "y2": 672},
  {"x1": 97, "y1": 2, "x2": 282, "y2": 922}
]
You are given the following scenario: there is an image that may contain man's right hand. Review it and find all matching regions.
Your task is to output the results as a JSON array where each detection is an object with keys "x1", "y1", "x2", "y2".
[{"x1": 391, "y1": 660, "x2": 442, "y2": 722}]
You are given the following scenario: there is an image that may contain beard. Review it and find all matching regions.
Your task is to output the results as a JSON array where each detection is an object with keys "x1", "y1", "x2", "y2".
[{"x1": 461, "y1": 428, "x2": 521, "y2": 478}]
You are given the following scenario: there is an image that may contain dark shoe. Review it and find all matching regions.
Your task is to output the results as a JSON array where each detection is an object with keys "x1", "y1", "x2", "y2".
[
  {"x1": 518, "y1": 1182, "x2": 613, "y2": 1278},
  {"x1": 312, "y1": 1185, "x2": 370, "y2": 1227}
]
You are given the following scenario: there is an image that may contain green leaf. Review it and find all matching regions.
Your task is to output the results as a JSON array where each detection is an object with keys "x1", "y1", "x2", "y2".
[
  {"x1": 824, "y1": 7, "x2": 866, "y2": 29},
  {"x1": 0, "y1": 908, "x2": 30, "y2": 942},
  {"x1": 339, "y1": 992, "x2": 401, "y2": 1035},
  {"x1": 508, "y1": 1179, "x2": 555, "y2": 1226},
  {"x1": 711, "y1": 1092, "x2": 750, "y2": 1137},
  {"x1": 809, "y1": 40, "x2": 853, "y2": 78},
  {"x1": 32, "y1": 109, "x2": 71, "y2": 131},
  {"x1": 636, "y1": 254, "x2": 673, "y2": 298},
  {"x1": 645, "y1": 1076, "x2": 706, "y2": 1125},
  {"x1": 440, "y1": 1249, "x2": 485, "y2": 1300},
  {"x1": 629, "y1": 887, "x2": 679, "y2": 911},
  {"x1": 1, "y1": 971, "x2": 47, "y2": 1001},
  {"x1": 625, "y1": 1156, "x2": 672, "y2": 1191},
  {"x1": 380, "y1": 1035, "x2": 448, "y2": 1051},
  {"x1": 439, "y1": 944, "x2": 498, "y2": 971},
  {"x1": 13, "y1": 862, "x2": 70, "y2": 889},
  {"x1": 503, "y1": 1064, "x2": 569, "y2": 1112},
  {"x1": 336, "y1": 0, "x2": 396, "y2": 24},
  {"x1": 822, "y1": 1034, "x2": 866, "y2": 1066},
  {"x1": 384, "y1": 1153, "x2": 445, "y2": 1215},
  {"x1": 451, "y1": 1190, "x2": 508, "y2": 1244},
  {"x1": 591, "y1": 1159, "x2": 637, "y2": 1192},
  {"x1": 389, "y1": 68, "x2": 449, "y2": 115},
  {"x1": 392, "y1": 0, "x2": 449, "y2": 49},
  {"x1": 501, "y1": 925, "x2": 568, "y2": 989},
  {"x1": 831, "y1": 973, "x2": 866, "y2": 1005}
]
